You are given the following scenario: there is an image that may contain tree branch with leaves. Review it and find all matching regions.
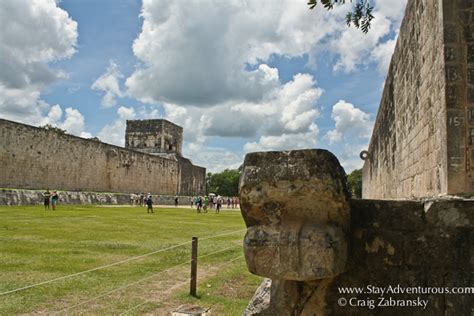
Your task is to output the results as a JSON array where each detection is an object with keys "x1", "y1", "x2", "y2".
[{"x1": 307, "y1": 0, "x2": 375, "y2": 33}]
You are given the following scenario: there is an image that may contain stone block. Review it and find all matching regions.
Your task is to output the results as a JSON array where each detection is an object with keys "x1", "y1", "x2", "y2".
[
  {"x1": 350, "y1": 199, "x2": 423, "y2": 231},
  {"x1": 423, "y1": 200, "x2": 474, "y2": 228},
  {"x1": 240, "y1": 149, "x2": 350, "y2": 281}
]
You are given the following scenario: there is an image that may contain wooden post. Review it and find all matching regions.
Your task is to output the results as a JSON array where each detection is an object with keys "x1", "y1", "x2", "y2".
[{"x1": 190, "y1": 236, "x2": 198, "y2": 296}]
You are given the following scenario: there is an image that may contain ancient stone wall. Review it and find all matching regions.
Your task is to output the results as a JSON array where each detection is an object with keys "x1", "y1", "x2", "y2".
[
  {"x1": 177, "y1": 157, "x2": 206, "y2": 196},
  {"x1": 246, "y1": 199, "x2": 474, "y2": 315},
  {"x1": 0, "y1": 188, "x2": 194, "y2": 206},
  {"x1": 363, "y1": 0, "x2": 448, "y2": 199},
  {"x1": 0, "y1": 119, "x2": 204, "y2": 196},
  {"x1": 443, "y1": 0, "x2": 474, "y2": 195},
  {"x1": 322, "y1": 199, "x2": 473, "y2": 315}
]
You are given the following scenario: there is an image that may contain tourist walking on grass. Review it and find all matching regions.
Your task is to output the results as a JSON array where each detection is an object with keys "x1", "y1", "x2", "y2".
[
  {"x1": 209, "y1": 195, "x2": 214, "y2": 209},
  {"x1": 203, "y1": 195, "x2": 209, "y2": 213},
  {"x1": 197, "y1": 196, "x2": 203, "y2": 213},
  {"x1": 216, "y1": 197, "x2": 222, "y2": 214},
  {"x1": 146, "y1": 193, "x2": 154, "y2": 213},
  {"x1": 51, "y1": 191, "x2": 59, "y2": 210},
  {"x1": 43, "y1": 189, "x2": 51, "y2": 210},
  {"x1": 174, "y1": 196, "x2": 179, "y2": 207}
]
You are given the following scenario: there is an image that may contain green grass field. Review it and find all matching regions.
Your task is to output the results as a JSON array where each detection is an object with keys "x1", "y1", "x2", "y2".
[{"x1": 0, "y1": 204, "x2": 262, "y2": 315}]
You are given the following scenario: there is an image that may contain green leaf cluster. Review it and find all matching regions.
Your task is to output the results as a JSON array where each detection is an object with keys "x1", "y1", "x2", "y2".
[
  {"x1": 347, "y1": 168, "x2": 362, "y2": 198},
  {"x1": 307, "y1": 0, "x2": 375, "y2": 33}
]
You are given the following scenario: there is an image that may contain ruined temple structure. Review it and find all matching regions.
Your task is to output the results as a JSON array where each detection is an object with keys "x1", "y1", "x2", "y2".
[
  {"x1": 363, "y1": 0, "x2": 474, "y2": 199},
  {"x1": 0, "y1": 118, "x2": 205, "y2": 196},
  {"x1": 241, "y1": 149, "x2": 473, "y2": 315},
  {"x1": 125, "y1": 119, "x2": 183, "y2": 158}
]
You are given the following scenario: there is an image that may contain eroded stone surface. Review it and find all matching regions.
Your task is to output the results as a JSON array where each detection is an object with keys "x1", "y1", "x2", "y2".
[
  {"x1": 245, "y1": 198, "x2": 474, "y2": 315},
  {"x1": 243, "y1": 278, "x2": 271, "y2": 316},
  {"x1": 241, "y1": 149, "x2": 473, "y2": 315},
  {"x1": 240, "y1": 149, "x2": 350, "y2": 281}
]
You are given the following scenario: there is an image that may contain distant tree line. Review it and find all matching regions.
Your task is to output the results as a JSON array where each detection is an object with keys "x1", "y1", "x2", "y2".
[
  {"x1": 206, "y1": 167, "x2": 363, "y2": 199},
  {"x1": 347, "y1": 168, "x2": 362, "y2": 198},
  {"x1": 206, "y1": 169, "x2": 241, "y2": 197}
]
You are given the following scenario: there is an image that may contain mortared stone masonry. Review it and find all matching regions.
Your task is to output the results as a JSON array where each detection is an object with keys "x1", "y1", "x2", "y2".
[
  {"x1": 0, "y1": 118, "x2": 205, "y2": 196},
  {"x1": 363, "y1": 0, "x2": 474, "y2": 199}
]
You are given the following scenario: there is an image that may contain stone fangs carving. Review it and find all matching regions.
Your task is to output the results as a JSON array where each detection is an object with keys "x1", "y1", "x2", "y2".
[{"x1": 240, "y1": 149, "x2": 351, "y2": 314}]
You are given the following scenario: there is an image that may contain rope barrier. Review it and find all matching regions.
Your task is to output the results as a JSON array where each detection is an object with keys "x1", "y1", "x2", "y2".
[
  {"x1": 0, "y1": 240, "x2": 192, "y2": 296},
  {"x1": 55, "y1": 260, "x2": 193, "y2": 315},
  {"x1": 195, "y1": 244, "x2": 241, "y2": 260},
  {"x1": 199, "y1": 229, "x2": 245, "y2": 241},
  {"x1": 56, "y1": 246, "x2": 243, "y2": 314},
  {"x1": 121, "y1": 255, "x2": 244, "y2": 315},
  {"x1": 0, "y1": 229, "x2": 245, "y2": 297}
]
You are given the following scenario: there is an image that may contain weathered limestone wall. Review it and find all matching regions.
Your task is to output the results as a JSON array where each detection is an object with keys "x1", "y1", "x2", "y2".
[
  {"x1": 363, "y1": 0, "x2": 448, "y2": 199},
  {"x1": 246, "y1": 199, "x2": 474, "y2": 315},
  {"x1": 0, "y1": 189, "x2": 130, "y2": 205},
  {"x1": 443, "y1": 1, "x2": 474, "y2": 195},
  {"x1": 177, "y1": 157, "x2": 206, "y2": 196},
  {"x1": 0, "y1": 119, "x2": 204, "y2": 196},
  {"x1": 323, "y1": 199, "x2": 473, "y2": 315}
]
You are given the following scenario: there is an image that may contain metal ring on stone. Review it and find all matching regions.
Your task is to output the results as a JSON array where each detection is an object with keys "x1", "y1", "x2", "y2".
[{"x1": 359, "y1": 150, "x2": 370, "y2": 160}]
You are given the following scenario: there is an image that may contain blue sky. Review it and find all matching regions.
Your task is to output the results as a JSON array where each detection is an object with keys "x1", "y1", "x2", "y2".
[{"x1": 0, "y1": 0, "x2": 407, "y2": 173}]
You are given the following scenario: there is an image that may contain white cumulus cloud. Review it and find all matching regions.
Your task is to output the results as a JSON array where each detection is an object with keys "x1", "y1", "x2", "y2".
[
  {"x1": 328, "y1": 0, "x2": 408, "y2": 73},
  {"x1": 37, "y1": 104, "x2": 91, "y2": 138},
  {"x1": 244, "y1": 123, "x2": 319, "y2": 153},
  {"x1": 338, "y1": 143, "x2": 368, "y2": 173},
  {"x1": 60, "y1": 108, "x2": 91, "y2": 138},
  {"x1": 0, "y1": 0, "x2": 84, "y2": 131},
  {"x1": 98, "y1": 106, "x2": 136, "y2": 146},
  {"x1": 91, "y1": 61, "x2": 124, "y2": 108},
  {"x1": 117, "y1": 0, "x2": 408, "y2": 171},
  {"x1": 126, "y1": 0, "x2": 341, "y2": 107},
  {"x1": 370, "y1": 38, "x2": 397, "y2": 74},
  {"x1": 183, "y1": 143, "x2": 244, "y2": 174},
  {"x1": 325, "y1": 100, "x2": 372, "y2": 145},
  {"x1": 162, "y1": 73, "x2": 322, "y2": 155},
  {"x1": 46, "y1": 104, "x2": 63, "y2": 123}
]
